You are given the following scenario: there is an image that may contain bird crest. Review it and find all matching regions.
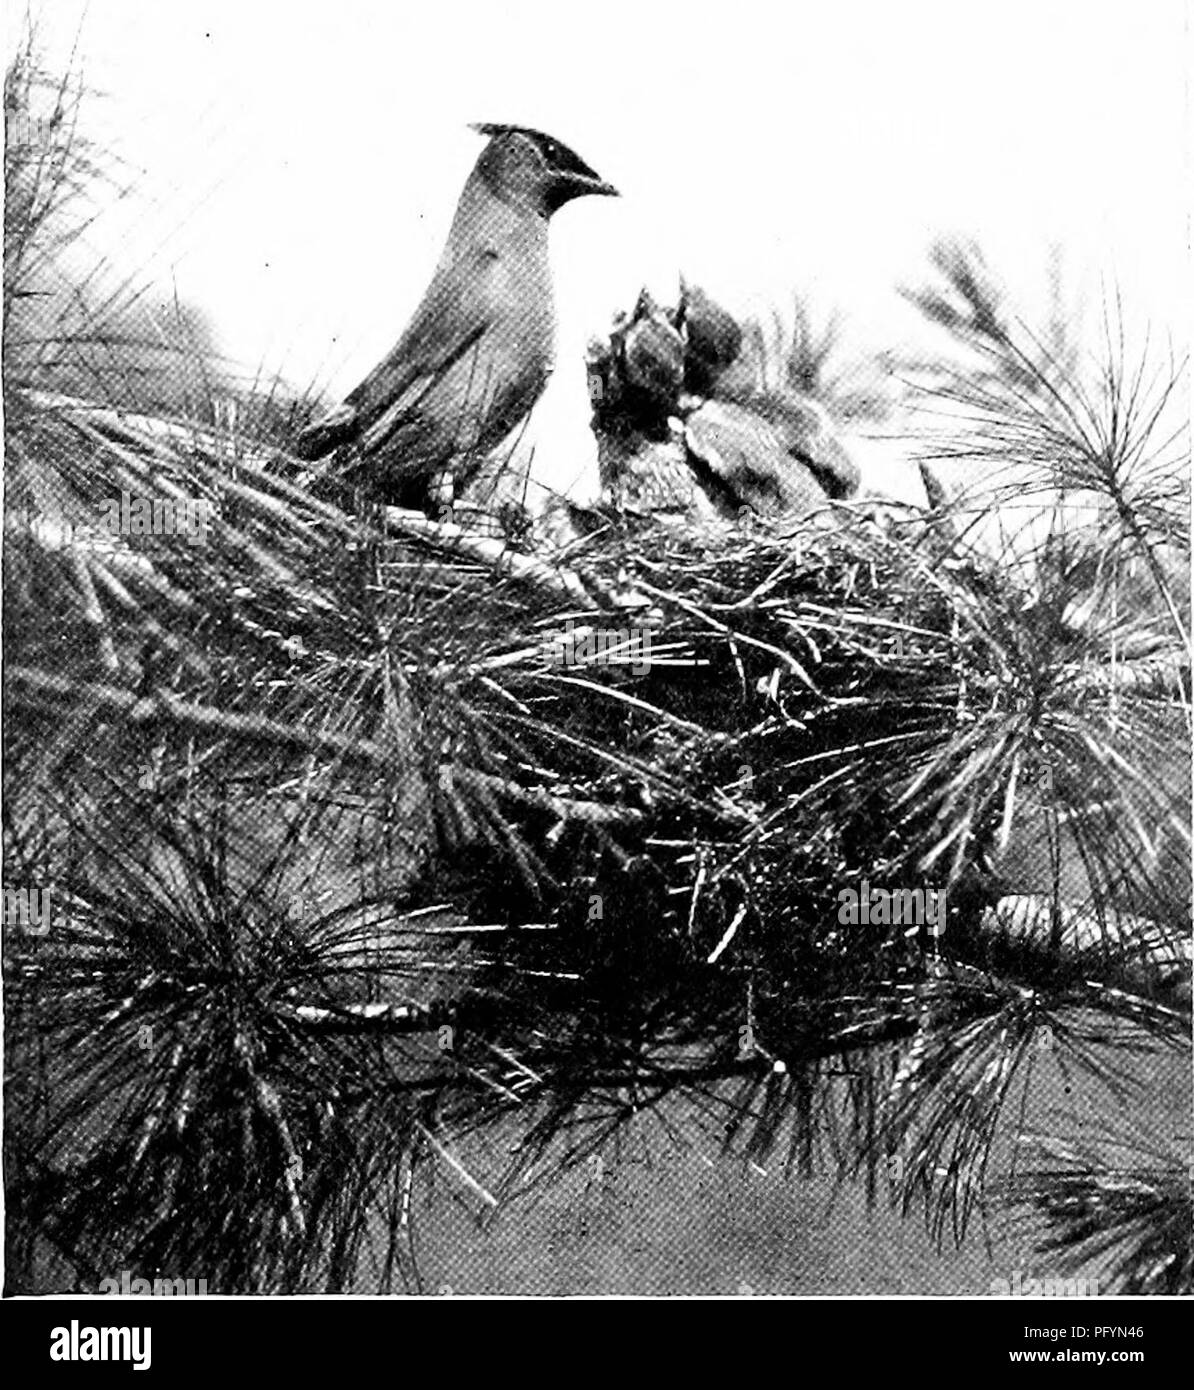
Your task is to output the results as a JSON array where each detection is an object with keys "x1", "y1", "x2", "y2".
[{"x1": 469, "y1": 123, "x2": 612, "y2": 191}]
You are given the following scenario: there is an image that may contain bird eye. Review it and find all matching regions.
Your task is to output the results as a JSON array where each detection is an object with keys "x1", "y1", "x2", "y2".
[{"x1": 543, "y1": 142, "x2": 557, "y2": 161}]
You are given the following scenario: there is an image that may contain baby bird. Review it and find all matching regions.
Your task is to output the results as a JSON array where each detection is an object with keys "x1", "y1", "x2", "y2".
[{"x1": 296, "y1": 124, "x2": 618, "y2": 510}]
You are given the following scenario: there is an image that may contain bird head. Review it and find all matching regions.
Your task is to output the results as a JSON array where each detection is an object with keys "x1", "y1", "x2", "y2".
[{"x1": 470, "y1": 124, "x2": 619, "y2": 216}]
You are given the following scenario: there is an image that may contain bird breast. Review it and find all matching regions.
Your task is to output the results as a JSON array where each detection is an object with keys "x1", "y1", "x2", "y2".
[
  {"x1": 473, "y1": 225, "x2": 556, "y2": 360},
  {"x1": 452, "y1": 228, "x2": 557, "y2": 449}
]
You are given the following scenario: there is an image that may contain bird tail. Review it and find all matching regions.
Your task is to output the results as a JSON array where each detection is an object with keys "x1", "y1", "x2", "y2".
[{"x1": 294, "y1": 403, "x2": 359, "y2": 460}]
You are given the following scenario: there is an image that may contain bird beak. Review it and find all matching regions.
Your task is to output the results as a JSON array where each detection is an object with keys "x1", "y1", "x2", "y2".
[{"x1": 556, "y1": 170, "x2": 620, "y2": 200}]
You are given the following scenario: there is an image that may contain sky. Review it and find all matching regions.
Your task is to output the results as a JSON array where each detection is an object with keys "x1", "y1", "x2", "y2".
[{"x1": 8, "y1": 0, "x2": 1191, "y2": 502}]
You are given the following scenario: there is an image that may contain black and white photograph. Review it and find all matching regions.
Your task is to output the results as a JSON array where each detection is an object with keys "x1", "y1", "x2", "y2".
[{"x1": 1, "y1": 0, "x2": 1190, "y2": 1327}]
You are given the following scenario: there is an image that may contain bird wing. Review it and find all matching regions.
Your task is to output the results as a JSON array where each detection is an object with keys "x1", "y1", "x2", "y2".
[
  {"x1": 293, "y1": 402, "x2": 358, "y2": 460},
  {"x1": 346, "y1": 249, "x2": 506, "y2": 429},
  {"x1": 684, "y1": 400, "x2": 828, "y2": 519},
  {"x1": 294, "y1": 248, "x2": 503, "y2": 461}
]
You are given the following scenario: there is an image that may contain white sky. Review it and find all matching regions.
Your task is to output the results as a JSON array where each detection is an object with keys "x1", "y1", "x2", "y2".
[{"x1": 8, "y1": 0, "x2": 1192, "y2": 501}]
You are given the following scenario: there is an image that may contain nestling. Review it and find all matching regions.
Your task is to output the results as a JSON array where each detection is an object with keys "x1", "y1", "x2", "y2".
[{"x1": 295, "y1": 124, "x2": 618, "y2": 511}]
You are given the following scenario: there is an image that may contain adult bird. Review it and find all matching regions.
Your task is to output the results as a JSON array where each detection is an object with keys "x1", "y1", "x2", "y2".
[{"x1": 295, "y1": 124, "x2": 618, "y2": 511}]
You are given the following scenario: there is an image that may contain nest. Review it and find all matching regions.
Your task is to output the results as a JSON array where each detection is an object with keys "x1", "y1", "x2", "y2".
[
  {"x1": 4, "y1": 377, "x2": 1189, "y2": 1292},
  {"x1": 4, "y1": 40, "x2": 1189, "y2": 1292}
]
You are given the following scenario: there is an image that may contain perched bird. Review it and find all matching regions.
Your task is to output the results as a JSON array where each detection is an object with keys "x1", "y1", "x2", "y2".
[{"x1": 296, "y1": 124, "x2": 618, "y2": 510}]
